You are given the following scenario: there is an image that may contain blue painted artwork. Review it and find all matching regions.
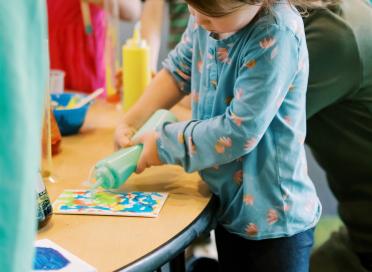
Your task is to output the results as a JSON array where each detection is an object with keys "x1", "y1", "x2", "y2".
[
  {"x1": 33, "y1": 239, "x2": 97, "y2": 271},
  {"x1": 33, "y1": 247, "x2": 70, "y2": 270},
  {"x1": 53, "y1": 190, "x2": 168, "y2": 217}
]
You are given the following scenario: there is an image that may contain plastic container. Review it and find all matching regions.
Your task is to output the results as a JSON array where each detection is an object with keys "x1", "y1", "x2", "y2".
[
  {"x1": 36, "y1": 173, "x2": 53, "y2": 230},
  {"x1": 41, "y1": 93, "x2": 53, "y2": 179},
  {"x1": 122, "y1": 22, "x2": 150, "y2": 111},
  {"x1": 41, "y1": 90, "x2": 58, "y2": 182},
  {"x1": 91, "y1": 109, "x2": 177, "y2": 189},
  {"x1": 49, "y1": 69, "x2": 65, "y2": 94},
  {"x1": 51, "y1": 92, "x2": 91, "y2": 135}
]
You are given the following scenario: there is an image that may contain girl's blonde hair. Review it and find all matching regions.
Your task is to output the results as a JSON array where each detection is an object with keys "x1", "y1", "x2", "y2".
[{"x1": 184, "y1": 0, "x2": 340, "y2": 17}]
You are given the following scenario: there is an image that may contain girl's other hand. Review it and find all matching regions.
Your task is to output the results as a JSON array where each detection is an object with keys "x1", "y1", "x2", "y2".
[{"x1": 114, "y1": 121, "x2": 137, "y2": 150}]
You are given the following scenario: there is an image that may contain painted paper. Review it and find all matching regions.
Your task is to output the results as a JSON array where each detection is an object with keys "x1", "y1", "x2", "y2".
[
  {"x1": 33, "y1": 239, "x2": 96, "y2": 272},
  {"x1": 53, "y1": 190, "x2": 168, "y2": 217}
]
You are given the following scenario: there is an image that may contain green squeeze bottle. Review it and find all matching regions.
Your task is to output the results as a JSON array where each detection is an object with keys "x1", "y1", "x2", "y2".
[{"x1": 91, "y1": 109, "x2": 177, "y2": 189}]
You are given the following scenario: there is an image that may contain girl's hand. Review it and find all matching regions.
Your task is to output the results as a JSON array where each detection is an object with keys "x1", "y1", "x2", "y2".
[
  {"x1": 133, "y1": 131, "x2": 163, "y2": 173},
  {"x1": 114, "y1": 121, "x2": 137, "y2": 149}
]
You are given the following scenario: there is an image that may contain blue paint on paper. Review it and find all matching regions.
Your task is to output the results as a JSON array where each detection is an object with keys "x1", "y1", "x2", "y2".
[
  {"x1": 33, "y1": 247, "x2": 70, "y2": 270},
  {"x1": 54, "y1": 190, "x2": 167, "y2": 216}
]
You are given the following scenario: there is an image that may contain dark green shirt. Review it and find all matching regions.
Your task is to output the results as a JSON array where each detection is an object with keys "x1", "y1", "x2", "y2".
[
  {"x1": 304, "y1": 0, "x2": 372, "y2": 253},
  {"x1": 168, "y1": 0, "x2": 189, "y2": 48}
]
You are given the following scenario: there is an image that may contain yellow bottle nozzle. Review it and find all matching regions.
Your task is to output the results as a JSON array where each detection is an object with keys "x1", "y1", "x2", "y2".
[
  {"x1": 125, "y1": 21, "x2": 147, "y2": 48},
  {"x1": 132, "y1": 21, "x2": 141, "y2": 45}
]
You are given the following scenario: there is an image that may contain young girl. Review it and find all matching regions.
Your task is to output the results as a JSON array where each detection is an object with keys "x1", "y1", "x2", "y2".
[{"x1": 115, "y1": 0, "x2": 321, "y2": 271}]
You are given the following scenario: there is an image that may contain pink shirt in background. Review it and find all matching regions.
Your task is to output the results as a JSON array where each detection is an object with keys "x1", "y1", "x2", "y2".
[{"x1": 47, "y1": 0, "x2": 105, "y2": 94}]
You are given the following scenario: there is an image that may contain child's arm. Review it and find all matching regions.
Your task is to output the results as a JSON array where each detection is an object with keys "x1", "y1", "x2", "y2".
[
  {"x1": 117, "y1": 0, "x2": 141, "y2": 21},
  {"x1": 115, "y1": 69, "x2": 185, "y2": 147},
  {"x1": 115, "y1": 17, "x2": 195, "y2": 148},
  {"x1": 156, "y1": 24, "x2": 305, "y2": 173},
  {"x1": 141, "y1": 0, "x2": 165, "y2": 71}
]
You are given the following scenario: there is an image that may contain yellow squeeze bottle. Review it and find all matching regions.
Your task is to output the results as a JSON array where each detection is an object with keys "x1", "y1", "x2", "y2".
[{"x1": 122, "y1": 22, "x2": 150, "y2": 111}]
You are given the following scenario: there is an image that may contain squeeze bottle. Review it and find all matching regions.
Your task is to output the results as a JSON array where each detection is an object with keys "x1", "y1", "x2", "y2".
[
  {"x1": 91, "y1": 109, "x2": 177, "y2": 189},
  {"x1": 36, "y1": 173, "x2": 53, "y2": 229},
  {"x1": 122, "y1": 22, "x2": 150, "y2": 111}
]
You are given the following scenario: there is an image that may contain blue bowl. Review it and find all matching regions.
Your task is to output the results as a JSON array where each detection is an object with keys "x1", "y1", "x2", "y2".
[{"x1": 51, "y1": 92, "x2": 90, "y2": 136}]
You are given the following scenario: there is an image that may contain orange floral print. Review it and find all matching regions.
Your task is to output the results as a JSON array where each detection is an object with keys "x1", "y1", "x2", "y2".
[
  {"x1": 244, "y1": 138, "x2": 257, "y2": 150},
  {"x1": 267, "y1": 209, "x2": 279, "y2": 225},
  {"x1": 243, "y1": 194, "x2": 254, "y2": 205},
  {"x1": 234, "y1": 170, "x2": 243, "y2": 185},
  {"x1": 231, "y1": 112, "x2": 243, "y2": 126},
  {"x1": 245, "y1": 223, "x2": 258, "y2": 236},
  {"x1": 197, "y1": 60, "x2": 203, "y2": 73},
  {"x1": 260, "y1": 37, "x2": 276, "y2": 49},
  {"x1": 215, "y1": 136, "x2": 232, "y2": 154},
  {"x1": 246, "y1": 59, "x2": 256, "y2": 69}
]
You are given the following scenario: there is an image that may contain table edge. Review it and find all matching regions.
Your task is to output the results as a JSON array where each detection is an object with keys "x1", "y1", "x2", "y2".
[{"x1": 115, "y1": 195, "x2": 218, "y2": 272}]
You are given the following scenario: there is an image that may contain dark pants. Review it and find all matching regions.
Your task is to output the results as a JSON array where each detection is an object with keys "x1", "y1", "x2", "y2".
[{"x1": 215, "y1": 225, "x2": 314, "y2": 272}]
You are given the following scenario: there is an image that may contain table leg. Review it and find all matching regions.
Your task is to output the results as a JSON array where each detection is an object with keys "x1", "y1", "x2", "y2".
[{"x1": 169, "y1": 251, "x2": 186, "y2": 272}]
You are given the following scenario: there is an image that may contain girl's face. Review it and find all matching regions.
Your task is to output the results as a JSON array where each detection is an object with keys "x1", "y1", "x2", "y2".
[{"x1": 188, "y1": 4, "x2": 262, "y2": 34}]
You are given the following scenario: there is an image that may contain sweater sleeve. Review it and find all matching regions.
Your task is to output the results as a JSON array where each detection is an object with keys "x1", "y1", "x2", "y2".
[{"x1": 162, "y1": 16, "x2": 196, "y2": 94}]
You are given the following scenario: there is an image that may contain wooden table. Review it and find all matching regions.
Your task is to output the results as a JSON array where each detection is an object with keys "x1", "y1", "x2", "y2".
[{"x1": 37, "y1": 100, "x2": 216, "y2": 272}]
